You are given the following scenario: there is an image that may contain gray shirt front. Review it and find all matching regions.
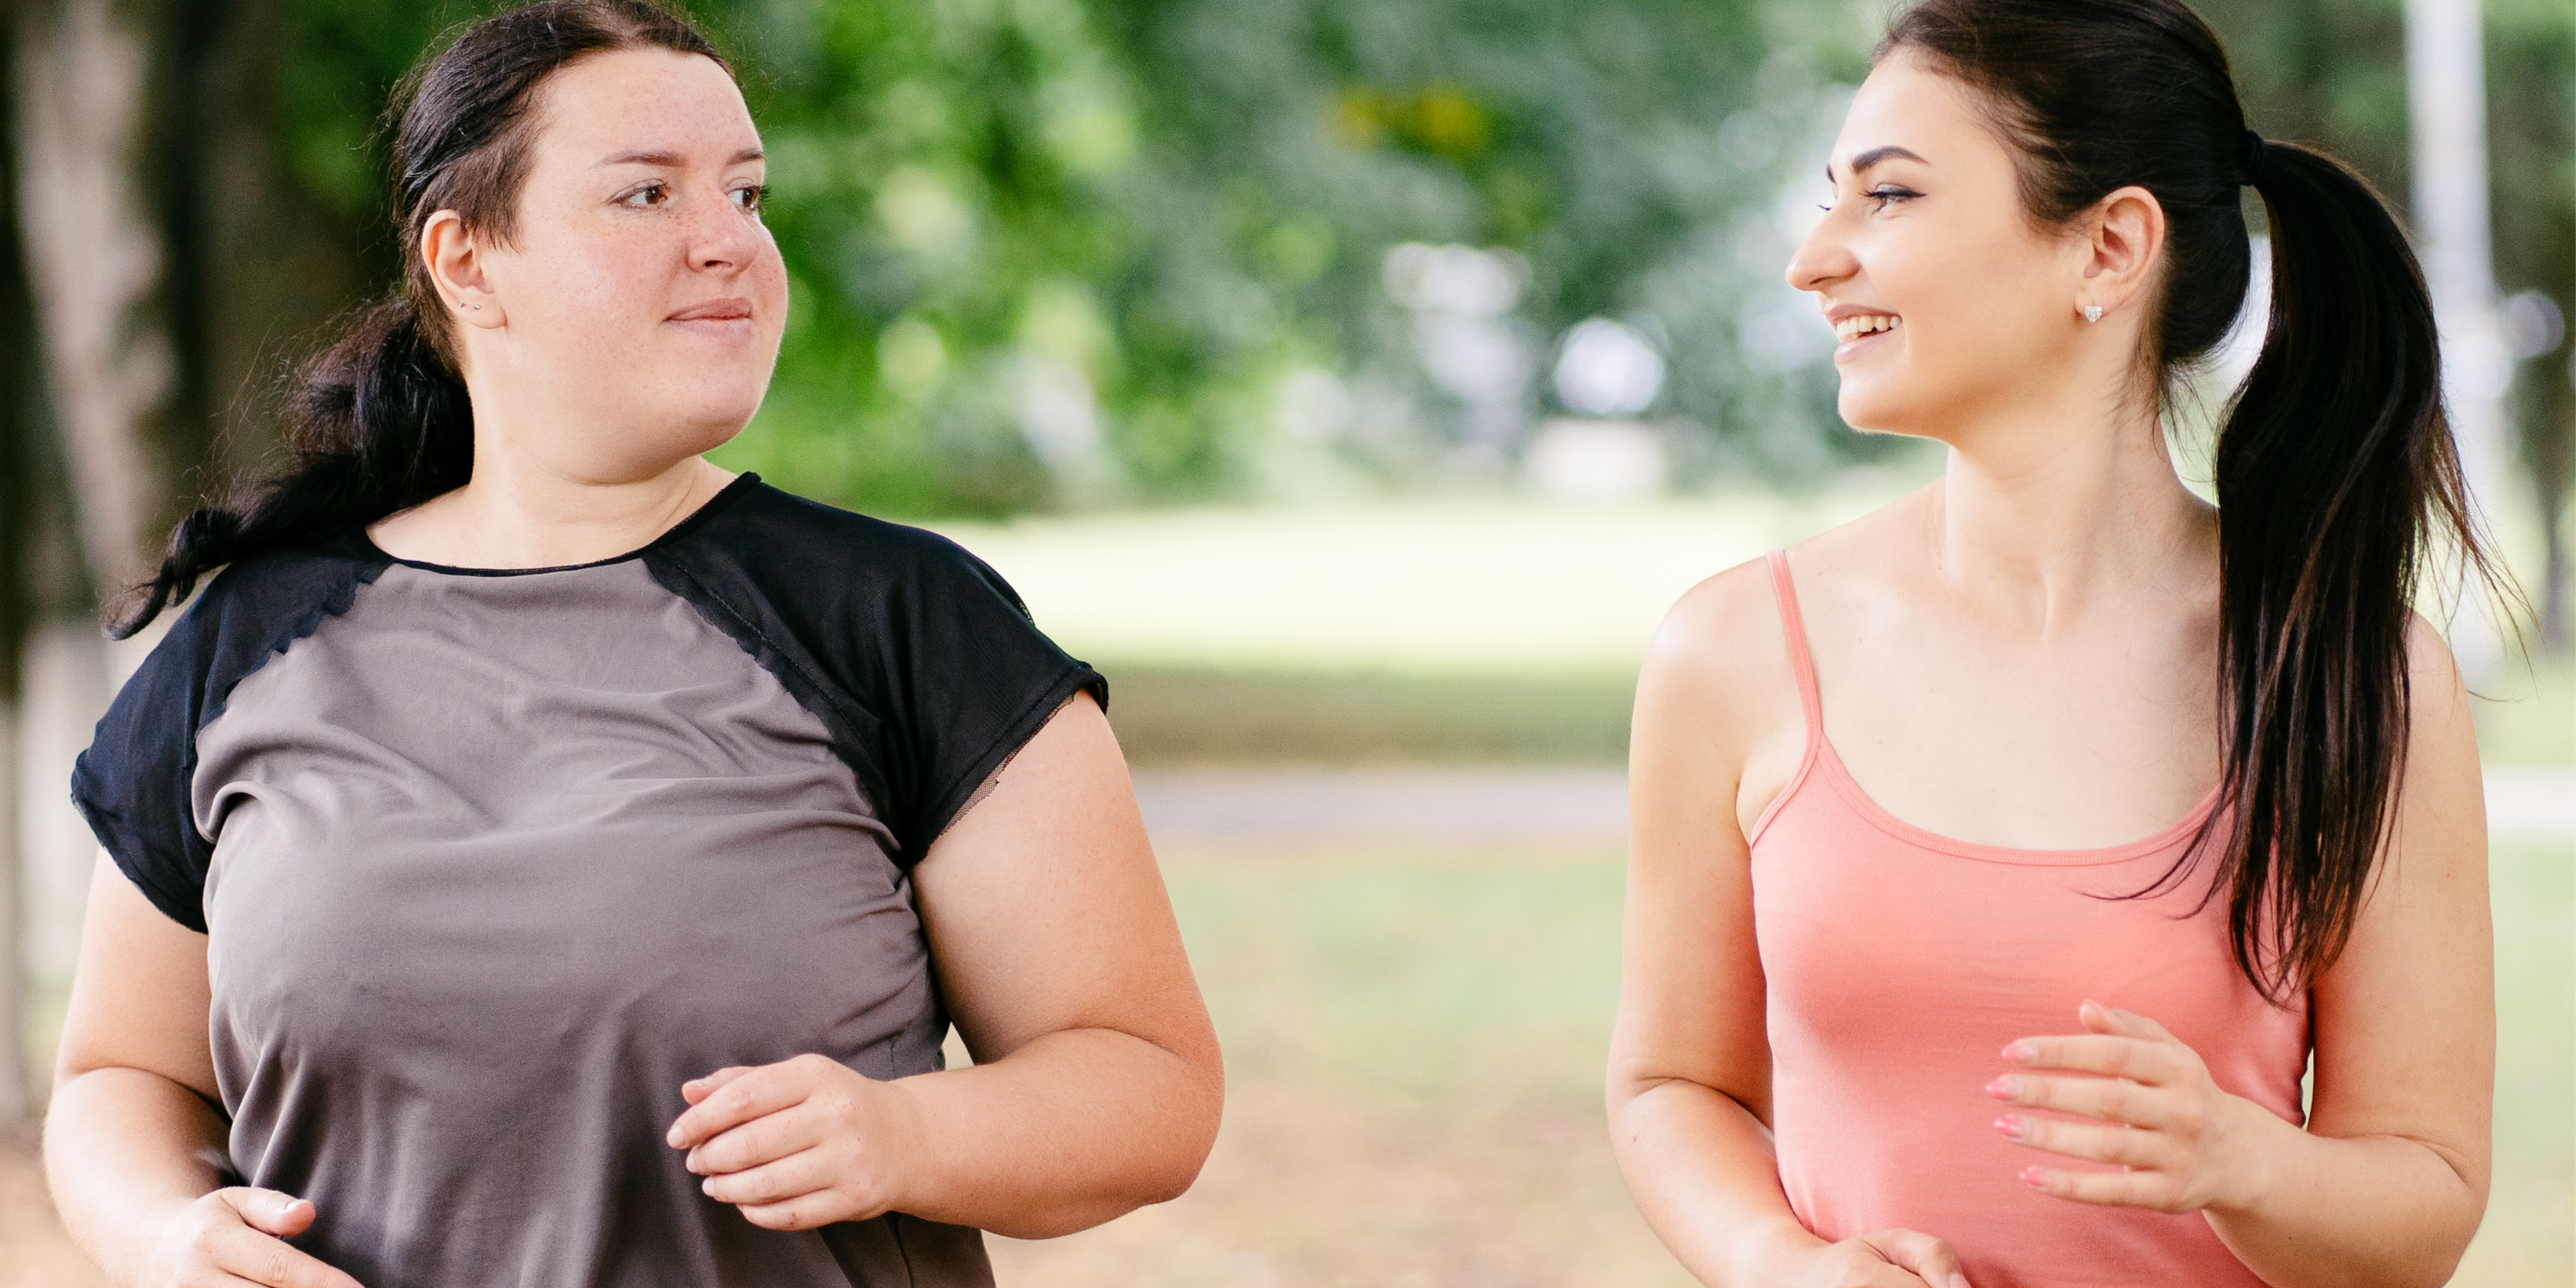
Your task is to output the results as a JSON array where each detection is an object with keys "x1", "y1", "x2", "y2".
[{"x1": 74, "y1": 478, "x2": 1102, "y2": 1286}]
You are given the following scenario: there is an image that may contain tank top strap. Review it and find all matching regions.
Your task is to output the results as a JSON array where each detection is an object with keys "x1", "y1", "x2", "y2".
[{"x1": 1765, "y1": 549, "x2": 1825, "y2": 737}]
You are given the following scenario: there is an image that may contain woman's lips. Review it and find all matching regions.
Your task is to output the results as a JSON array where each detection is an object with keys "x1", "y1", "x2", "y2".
[{"x1": 666, "y1": 297, "x2": 755, "y2": 338}]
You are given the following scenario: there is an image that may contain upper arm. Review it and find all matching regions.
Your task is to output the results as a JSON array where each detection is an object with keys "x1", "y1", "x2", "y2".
[
  {"x1": 55, "y1": 852, "x2": 221, "y2": 1105},
  {"x1": 2304, "y1": 615, "x2": 2492, "y2": 1191},
  {"x1": 910, "y1": 694, "x2": 1218, "y2": 1085},
  {"x1": 1610, "y1": 561, "x2": 1804, "y2": 1121}
]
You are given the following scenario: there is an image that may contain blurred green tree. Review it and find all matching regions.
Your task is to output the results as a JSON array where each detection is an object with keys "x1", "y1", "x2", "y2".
[{"x1": 25, "y1": 0, "x2": 2576, "y2": 543}]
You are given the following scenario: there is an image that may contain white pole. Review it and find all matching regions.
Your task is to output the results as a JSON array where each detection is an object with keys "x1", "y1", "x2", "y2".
[{"x1": 2405, "y1": 0, "x2": 2512, "y2": 674}]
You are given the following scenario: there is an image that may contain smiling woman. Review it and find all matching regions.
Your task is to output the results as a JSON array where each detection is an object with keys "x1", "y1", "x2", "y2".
[
  {"x1": 42, "y1": 4, "x2": 1220, "y2": 1287},
  {"x1": 1609, "y1": 2, "x2": 2500, "y2": 1287}
]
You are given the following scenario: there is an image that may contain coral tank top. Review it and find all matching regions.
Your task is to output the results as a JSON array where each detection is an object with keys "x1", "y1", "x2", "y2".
[{"x1": 1747, "y1": 552, "x2": 2309, "y2": 1288}]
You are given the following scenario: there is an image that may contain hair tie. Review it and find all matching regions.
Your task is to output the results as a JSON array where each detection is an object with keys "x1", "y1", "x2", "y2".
[{"x1": 2239, "y1": 129, "x2": 2270, "y2": 185}]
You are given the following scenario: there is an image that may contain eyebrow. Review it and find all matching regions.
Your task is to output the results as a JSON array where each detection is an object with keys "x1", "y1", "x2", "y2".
[
  {"x1": 1825, "y1": 145, "x2": 1929, "y2": 184},
  {"x1": 597, "y1": 146, "x2": 765, "y2": 168}
]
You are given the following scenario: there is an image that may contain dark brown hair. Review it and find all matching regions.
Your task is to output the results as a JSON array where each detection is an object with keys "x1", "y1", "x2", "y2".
[
  {"x1": 1882, "y1": 0, "x2": 2501, "y2": 999},
  {"x1": 112, "y1": 0, "x2": 727, "y2": 636}
]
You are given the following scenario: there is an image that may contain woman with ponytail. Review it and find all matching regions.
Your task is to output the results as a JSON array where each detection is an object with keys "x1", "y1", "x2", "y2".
[
  {"x1": 46, "y1": 4, "x2": 1219, "y2": 1284},
  {"x1": 1609, "y1": 2, "x2": 2495, "y2": 1285}
]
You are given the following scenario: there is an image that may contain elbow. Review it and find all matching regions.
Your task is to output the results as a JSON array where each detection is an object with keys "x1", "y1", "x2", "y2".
[{"x1": 1142, "y1": 1041, "x2": 1226, "y2": 1206}]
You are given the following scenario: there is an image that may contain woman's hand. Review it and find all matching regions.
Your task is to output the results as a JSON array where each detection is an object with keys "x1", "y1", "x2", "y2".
[
  {"x1": 665, "y1": 1054, "x2": 929, "y2": 1232},
  {"x1": 1790, "y1": 1229, "x2": 1973, "y2": 1288},
  {"x1": 141, "y1": 1188, "x2": 363, "y2": 1288},
  {"x1": 1986, "y1": 1000, "x2": 2283, "y2": 1213}
]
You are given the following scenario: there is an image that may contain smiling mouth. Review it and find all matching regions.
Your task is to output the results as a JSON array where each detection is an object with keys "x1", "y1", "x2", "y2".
[{"x1": 1833, "y1": 314, "x2": 1901, "y2": 343}]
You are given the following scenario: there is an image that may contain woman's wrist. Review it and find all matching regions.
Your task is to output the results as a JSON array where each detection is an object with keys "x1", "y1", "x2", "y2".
[
  {"x1": 2198, "y1": 1087, "x2": 2294, "y2": 1218},
  {"x1": 1726, "y1": 1213, "x2": 1833, "y2": 1285},
  {"x1": 865, "y1": 1072, "x2": 943, "y2": 1219}
]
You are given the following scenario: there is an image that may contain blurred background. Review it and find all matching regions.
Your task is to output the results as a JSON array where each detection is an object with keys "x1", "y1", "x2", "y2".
[{"x1": 0, "y1": 0, "x2": 2568, "y2": 1283}]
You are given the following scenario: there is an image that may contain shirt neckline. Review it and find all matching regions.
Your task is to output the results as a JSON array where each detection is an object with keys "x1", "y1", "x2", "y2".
[
  {"x1": 1812, "y1": 734, "x2": 2224, "y2": 866},
  {"x1": 355, "y1": 472, "x2": 761, "y2": 577}
]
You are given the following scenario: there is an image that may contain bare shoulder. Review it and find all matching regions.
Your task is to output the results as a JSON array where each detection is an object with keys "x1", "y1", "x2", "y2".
[
  {"x1": 1646, "y1": 555, "x2": 1787, "y2": 682},
  {"x1": 2399, "y1": 611, "x2": 2480, "y2": 773},
  {"x1": 1636, "y1": 493, "x2": 1924, "y2": 773}
]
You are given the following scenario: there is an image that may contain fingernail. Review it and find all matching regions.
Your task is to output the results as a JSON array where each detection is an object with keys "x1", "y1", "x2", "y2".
[
  {"x1": 1993, "y1": 1114, "x2": 2027, "y2": 1139},
  {"x1": 1952, "y1": 1277, "x2": 1972, "y2": 1288},
  {"x1": 666, "y1": 1127, "x2": 685, "y2": 1148},
  {"x1": 1984, "y1": 1076, "x2": 2019, "y2": 1100},
  {"x1": 2002, "y1": 1042, "x2": 2036, "y2": 1064},
  {"x1": 2019, "y1": 1166, "x2": 2048, "y2": 1187}
]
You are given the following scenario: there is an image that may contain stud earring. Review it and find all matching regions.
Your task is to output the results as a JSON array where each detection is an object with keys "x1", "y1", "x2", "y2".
[
  {"x1": 2081, "y1": 305, "x2": 2104, "y2": 324},
  {"x1": 466, "y1": 303, "x2": 482, "y2": 311}
]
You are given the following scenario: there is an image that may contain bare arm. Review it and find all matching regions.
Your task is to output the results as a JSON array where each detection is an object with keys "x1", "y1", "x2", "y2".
[
  {"x1": 46, "y1": 855, "x2": 363, "y2": 1287},
  {"x1": 2206, "y1": 621, "x2": 2491, "y2": 1283},
  {"x1": 667, "y1": 693, "x2": 1224, "y2": 1239},
  {"x1": 1608, "y1": 565, "x2": 1966, "y2": 1288},
  {"x1": 1991, "y1": 619, "x2": 2492, "y2": 1287}
]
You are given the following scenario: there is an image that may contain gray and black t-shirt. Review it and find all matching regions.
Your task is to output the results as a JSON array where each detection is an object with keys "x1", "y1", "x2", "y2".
[{"x1": 72, "y1": 475, "x2": 1103, "y2": 1287}]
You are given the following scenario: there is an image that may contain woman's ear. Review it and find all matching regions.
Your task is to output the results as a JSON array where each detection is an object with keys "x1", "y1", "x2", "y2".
[
  {"x1": 2074, "y1": 185, "x2": 2166, "y2": 322},
  {"x1": 422, "y1": 210, "x2": 504, "y2": 329}
]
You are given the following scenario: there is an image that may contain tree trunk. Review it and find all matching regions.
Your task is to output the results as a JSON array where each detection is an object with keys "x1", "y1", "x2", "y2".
[
  {"x1": 12, "y1": 0, "x2": 172, "y2": 599},
  {"x1": 0, "y1": 0, "x2": 38, "y2": 1130}
]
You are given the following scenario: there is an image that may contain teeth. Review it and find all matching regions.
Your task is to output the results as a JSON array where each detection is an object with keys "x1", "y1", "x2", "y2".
[{"x1": 1833, "y1": 314, "x2": 1901, "y2": 342}]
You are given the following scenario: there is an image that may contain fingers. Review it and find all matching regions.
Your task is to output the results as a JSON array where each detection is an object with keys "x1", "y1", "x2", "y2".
[
  {"x1": 2017, "y1": 1163, "x2": 2179, "y2": 1212},
  {"x1": 688, "y1": 1103, "x2": 821, "y2": 1176},
  {"x1": 1993, "y1": 1113, "x2": 2165, "y2": 1168},
  {"x1": 1985, "y1": 1072, "x2": 2169, "y2": 1129},
  {"x1": 667, "y1": 1059, "x2": 817, "y2": 1148},
  {"x1": 216, "y1": 1188, "x2": 317, "y2": 1239},
  {"x1": 184, "y1": 1193, "x2": 366, "y2": 1288},
  {"x1": 681, "y1": 1065, "x2": 755, "y2": 1108},
  {"x1": 2078, "y1": 999, "x2": 2177, "y2": 1043},
  {"x1": 1859, "y1": 1228, "x2": 1971, "y2": 1288},
  {"x1": 699, "y1": 1146, "x2": 835, "y2": 1207},
  {"x1": 2000, "y1": 1033, "x2": 2177, "y2": 1083},
  {"x1": 736, "y1": 1188, "x2": 857, "y2": 1234}
]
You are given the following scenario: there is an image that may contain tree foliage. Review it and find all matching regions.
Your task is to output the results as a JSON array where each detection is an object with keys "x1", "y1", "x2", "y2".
[{"x1": 204, "y1": 0, "x2": 2571, "y2": 521}]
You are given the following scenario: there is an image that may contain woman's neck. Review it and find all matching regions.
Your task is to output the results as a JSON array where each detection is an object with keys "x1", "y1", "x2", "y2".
[
  {"x1": 1918, "y1": 390, "x2": 2215, "y2": 636},
  {"x1": 368, "y1": 452, "x2": 736, "y2": 571}
]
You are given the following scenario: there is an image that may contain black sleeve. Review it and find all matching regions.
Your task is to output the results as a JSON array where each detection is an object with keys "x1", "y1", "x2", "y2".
[
  {"x1": 67, "y1": 543, "x2": 381, "y2": 934},
  {"x1": 648, "y1": 481, "x2": 1105, "y2": 863},
  {"x1": 69, "y1": 625, "x2": 215, "y2": 932}
]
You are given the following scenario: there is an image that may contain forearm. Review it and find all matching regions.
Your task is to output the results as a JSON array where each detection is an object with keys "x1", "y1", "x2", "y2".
[
  {"x1": 890, "y1": 1026, "x2": 1220, "y2": 1239},
  {"x1": 1608, "y1": 1077, "x2": 1825, "y2": 1286},
  {"x1": 2206, "y1": 1115, "x2": 2483, "y2": 1288},
  {"x1": 44, "y1": 1067, "x2": 233, "y2": 1283}
]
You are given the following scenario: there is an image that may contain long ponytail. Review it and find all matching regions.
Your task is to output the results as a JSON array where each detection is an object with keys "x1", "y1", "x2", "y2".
[
  {"x1": 1884, "y1": 0, "x2": 2505, "y2": 1000},
  {"x1": 111, "y1": 303, "x2": 472, "y2": 636},
  {"x1": 2212, "y1": 140, "x2": 2492, "y2": 996},
  {"x1": 108, "y1": 0, "x2": 727, "y2": 638}
]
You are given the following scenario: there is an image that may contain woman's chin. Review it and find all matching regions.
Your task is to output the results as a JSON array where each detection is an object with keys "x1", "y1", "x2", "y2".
[{"x1": 1834, "y1": 388, "x2": 1936, "y2": 442}]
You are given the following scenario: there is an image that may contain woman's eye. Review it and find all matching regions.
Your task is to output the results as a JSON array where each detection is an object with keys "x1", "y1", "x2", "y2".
[
  {"x1": 618, "y1": 181, "x2": 669, "y2": 208},
  {"x1": 1868, "y1": 186, "x2": 1921, "y2": 205},
  {"x1": 731, "y1": 185, "x2": 768, "y2": 213}
]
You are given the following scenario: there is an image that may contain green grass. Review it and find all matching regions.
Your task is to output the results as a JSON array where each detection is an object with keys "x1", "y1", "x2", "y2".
[
  {"x1": 1109, "y1": 653, "x2": 2573, "y2": 766},
  {"x1": 1105, "y1": 665, "x2": 1634, "y2": 765},
  {"x1": 2459, "y1": 841, "x2": 2576, "y2": 1285},
  {"x1": 2471, "y1": 652, "x2": 2576, "y2": 765},
  {"x1": 1167, "y1": 844, "x2": 1626, "y2": 1103}
]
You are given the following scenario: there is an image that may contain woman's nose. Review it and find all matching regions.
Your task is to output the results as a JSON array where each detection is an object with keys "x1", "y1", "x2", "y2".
[
  {"x1": 1785, "y1": 210, "x2": 1856, "y2": 295},
  {"x1": 688, "y1": 191, "x2": 761, "y2": 272}
]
